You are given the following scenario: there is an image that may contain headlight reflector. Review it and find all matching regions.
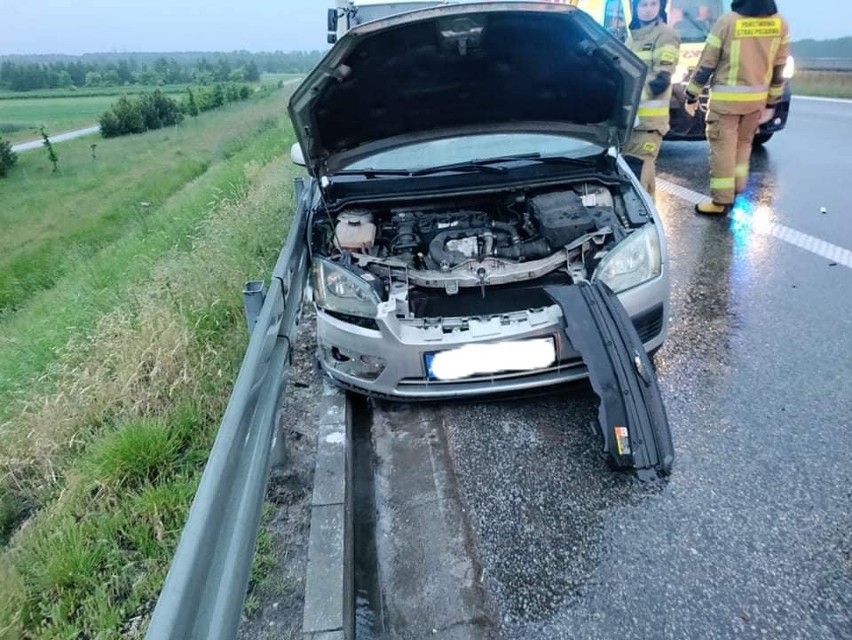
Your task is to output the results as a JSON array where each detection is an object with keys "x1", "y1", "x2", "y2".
[
  {"x1": 595, "y1": 225, "x2": 662, "y2": 293},
  {"x1": 312, "y1": 258, "x2": 381, "y2": 318}
]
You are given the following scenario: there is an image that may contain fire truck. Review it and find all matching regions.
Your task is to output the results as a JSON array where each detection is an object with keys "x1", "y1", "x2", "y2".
[{"x1": 326, "y1": 0, "x2": 794, "y2": 144}]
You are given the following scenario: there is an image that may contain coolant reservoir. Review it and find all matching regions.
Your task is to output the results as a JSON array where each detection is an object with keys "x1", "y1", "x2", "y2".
[{"x1": 334, "y1": 211, "x2": 376, "y2": 252}]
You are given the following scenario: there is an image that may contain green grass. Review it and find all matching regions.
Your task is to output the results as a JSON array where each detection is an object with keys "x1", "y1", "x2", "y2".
[
  {"x1": 0, "y1": 91, "x2": 300, "y2": 637},
  {"x1": 0, "y1": 90, "x2": 284, "y2": 316},
  {"x1": 793, "y1": 70, "x2": 852, "y2": 99}
]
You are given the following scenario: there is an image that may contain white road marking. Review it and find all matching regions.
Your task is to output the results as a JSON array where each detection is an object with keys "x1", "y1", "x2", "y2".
[
  {"x1": 792, "y1": 95, "x2": 852, "y2": 105},
  {"x1": 657, "y1": 178, "x2": 852, "y2": 270}
]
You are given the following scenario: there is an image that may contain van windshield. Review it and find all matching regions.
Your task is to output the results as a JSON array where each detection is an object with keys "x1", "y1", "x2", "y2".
[
  {"x1": 669, "y1": 0, "x2": 728, "y2": 42},
  {"x1": 350, "y1": 2, "x2": 447, "y2": 26}
]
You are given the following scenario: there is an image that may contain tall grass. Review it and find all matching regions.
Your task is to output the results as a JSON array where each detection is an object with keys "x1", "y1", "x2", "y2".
[
  {"x1": 0, "y1": 121, "x2": 300, "y2": 637},
  {"x1": 793, "y1": 70, "x2": 852, "y2": 99}
]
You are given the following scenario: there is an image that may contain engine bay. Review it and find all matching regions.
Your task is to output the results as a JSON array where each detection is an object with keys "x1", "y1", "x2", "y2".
[{"x1": 311, "y1": 181, "x2": 650, "y2": 317}]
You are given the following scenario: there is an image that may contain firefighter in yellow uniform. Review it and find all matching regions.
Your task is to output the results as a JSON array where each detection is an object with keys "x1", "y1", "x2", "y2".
[
  {"x1": 623, "y1": 0, "x2": 681, "y2": 198},
  {"x1": 684, "y1": 0, "x2": 790, "y2": 214}
]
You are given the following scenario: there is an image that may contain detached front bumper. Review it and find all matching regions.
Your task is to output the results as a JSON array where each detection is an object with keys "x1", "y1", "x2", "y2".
[
  {"x1": 665, "y1": 83, "x2": 792, "y2": 141},
  {"x1": 315, "y1": 274, "x2": 669, "y2": 401}
]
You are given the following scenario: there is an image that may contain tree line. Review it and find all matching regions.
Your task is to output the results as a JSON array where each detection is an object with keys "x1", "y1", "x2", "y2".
[
  {"x1": 790, "y1": 37, "x2": 852, "y2": 59},
  {"x1": 0, "y1": 51, "x2": 323, "y2": 92}
]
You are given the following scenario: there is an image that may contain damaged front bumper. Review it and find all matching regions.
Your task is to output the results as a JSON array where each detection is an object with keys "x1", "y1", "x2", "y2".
[
  {"x1": 315, "y1": 272, "x2": 668, "y2": 401},
  {"x1": 546, "y1": 282, "x2": 674, "y2": 479}
]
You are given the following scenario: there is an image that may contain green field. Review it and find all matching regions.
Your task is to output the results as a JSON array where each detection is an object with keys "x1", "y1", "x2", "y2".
[
  {"x1": 0, "y1": 84, "x2": 193, "y2": 101},
  {"x1": 0, "y1": 84, "x2": 300, "y2": 638},
  {"x1": 0, "y1": 95, "x2": 116, "y2": 142},
  {"x1": 793, "y1": 69, "x2": 852, "y2": 99}
]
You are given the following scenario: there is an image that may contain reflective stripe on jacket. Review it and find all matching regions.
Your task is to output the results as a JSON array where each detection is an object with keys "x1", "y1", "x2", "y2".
[
  {"x1": 687, "y1": 12, "x2": 790, "y2": 115},
  {"x1": 627, "y1": 21, "x2": 681, "y2": 135}
]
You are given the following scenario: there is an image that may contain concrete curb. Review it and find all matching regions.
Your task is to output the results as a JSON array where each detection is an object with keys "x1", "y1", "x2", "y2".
[{"x1": 302, "y1": 381, "x2": 353, "y2": 640}]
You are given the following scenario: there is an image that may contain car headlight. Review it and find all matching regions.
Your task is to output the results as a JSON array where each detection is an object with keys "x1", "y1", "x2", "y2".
[
  {"x1": 783, "y1": 55, "x2": 795, "y2": 80},
  {"x1": 594, "y1": 225, "x2": 662, "y2": 293},
  {"x1": 312, "y1": 258, "x2": 381, "y2": 318}
]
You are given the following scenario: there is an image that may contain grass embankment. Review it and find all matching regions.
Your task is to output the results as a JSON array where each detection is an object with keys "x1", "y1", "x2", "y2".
[
  {"x1": 0, "y1": 86, "x2": 301, "y2": 638},
  {"x1": 0, "y1": 87, "x2": 283, "y2": 313},
  {"x1": 793, "y1": 70, "x2": 852, "y2": 99}
]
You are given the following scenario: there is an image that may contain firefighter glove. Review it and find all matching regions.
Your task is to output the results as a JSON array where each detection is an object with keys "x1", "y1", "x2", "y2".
[{"x1": 648, "y1": 71, "x2": 672, "y2": 97}]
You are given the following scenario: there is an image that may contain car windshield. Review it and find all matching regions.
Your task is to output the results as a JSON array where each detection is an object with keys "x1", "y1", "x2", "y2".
[
  {"x1": 343, "y1": 134, "x2": 604, "y2": 172},
  {"x1": 669, "y1": 0, "x2": 728, "y2": 43}
]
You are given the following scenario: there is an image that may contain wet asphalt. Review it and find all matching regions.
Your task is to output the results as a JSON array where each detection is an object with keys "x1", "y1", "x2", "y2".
[{"x1": 369, "y1": 98, "x2": 852, "y2": 639}]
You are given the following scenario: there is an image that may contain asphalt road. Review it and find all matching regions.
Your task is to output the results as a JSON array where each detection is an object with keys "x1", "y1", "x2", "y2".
[
  {"x1": 368, "y1": 97, "x2": 852, "y2": 639},
  {"x1": 11, "y1": 125, "x2": 101, "y2": 152}
]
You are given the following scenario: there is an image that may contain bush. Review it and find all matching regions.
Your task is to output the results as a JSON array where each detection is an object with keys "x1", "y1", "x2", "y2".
[
  {"x1": 98, "y1": 91, "x2": 183, "y2": 138},
  {"x1": 0, "y1": 137, "x2": 18, "y2": 177},
  {"x1": 99, "y1": 84, "x2": 249, "y2": 139}
]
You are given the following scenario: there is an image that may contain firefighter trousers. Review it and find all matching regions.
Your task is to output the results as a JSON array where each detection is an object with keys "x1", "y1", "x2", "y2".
[
  {"x1": 706, "y1": 110, "x2": 762, "y2": 205},
  {"x1": 623, "y1": 130, "x2": 663, "y2": 198}
]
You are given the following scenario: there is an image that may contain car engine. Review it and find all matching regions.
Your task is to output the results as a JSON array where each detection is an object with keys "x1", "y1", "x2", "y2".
[{"x1": 311, "y1": 183, "x2": 640, "y2": 315}]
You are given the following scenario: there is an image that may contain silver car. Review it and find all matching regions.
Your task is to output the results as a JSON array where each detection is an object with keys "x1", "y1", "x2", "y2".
[{"x1": 289, "y1": 1, "x2": 669, "y2": 401}]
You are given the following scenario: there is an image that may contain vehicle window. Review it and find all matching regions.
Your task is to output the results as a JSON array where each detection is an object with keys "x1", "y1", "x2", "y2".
[
  {"x1": 603, "y1": 0, "x2": 628, "y2": 42},
  {"x1": 668, "y1": 0, "x2": 727, "y2": 42},
  {"x1": 345, "y1": 134, "x2": 603, "y2": 171}
]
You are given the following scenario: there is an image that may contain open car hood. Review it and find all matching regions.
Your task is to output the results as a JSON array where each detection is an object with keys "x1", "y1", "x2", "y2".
[{"x1": 289, "y1": 2, "x2": 647, "y2": 178}]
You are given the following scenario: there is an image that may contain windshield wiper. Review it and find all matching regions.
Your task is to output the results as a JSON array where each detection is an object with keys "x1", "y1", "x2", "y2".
[
  {"x1": 410, "y1": 153, "x2": 543, "y2": 176},
  {"x1": 335, "y1": 153, "x2": 600, "y2": 179},
  {"x1": 410, "y1": 152, "x2": 600, "y2": 176}
]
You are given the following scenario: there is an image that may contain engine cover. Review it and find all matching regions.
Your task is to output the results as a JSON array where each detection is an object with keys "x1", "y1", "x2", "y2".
[{"x1": 530, "y1": 191, "x2": 597, "y2": 249}]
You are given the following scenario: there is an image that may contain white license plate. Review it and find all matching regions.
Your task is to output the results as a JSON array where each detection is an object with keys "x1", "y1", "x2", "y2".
[{"x1": 425, "y1": 338, "x2": 556, "y2": 381}]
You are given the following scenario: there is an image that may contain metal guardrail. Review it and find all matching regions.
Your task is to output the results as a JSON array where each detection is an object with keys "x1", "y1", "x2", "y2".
[
  {"x1": 145, "y1": 178, "x2": 310, "y2": 640},
  {"x1": 797, "y1": 58, "x2": 852, "y2": 72}
]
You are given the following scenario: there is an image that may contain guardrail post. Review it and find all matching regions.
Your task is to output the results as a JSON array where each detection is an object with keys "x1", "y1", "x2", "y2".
[{"x1": 243, "y1": 280, "x2": 266, "y2": 335}]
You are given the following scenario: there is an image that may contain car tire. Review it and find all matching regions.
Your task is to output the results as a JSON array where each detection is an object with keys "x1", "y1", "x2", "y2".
[{"x1": 753, "y1": 133, "x2": 773, "y2": 146}]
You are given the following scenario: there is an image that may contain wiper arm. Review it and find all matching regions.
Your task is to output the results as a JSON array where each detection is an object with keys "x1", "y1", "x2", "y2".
[
  {"x1": 333, "y1": 168, "x2": 414, "y2": 177},
  {"x1": 410, "y1": 153, "x2": 543, "y2": 176},
  {"x1": 529, "y1": 155, "x2": 599, "y2": 167}
]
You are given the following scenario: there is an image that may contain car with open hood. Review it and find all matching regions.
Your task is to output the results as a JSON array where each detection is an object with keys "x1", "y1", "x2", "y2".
[{"x1": 288, "y1": 1, "x2": 671, "y2": 401}]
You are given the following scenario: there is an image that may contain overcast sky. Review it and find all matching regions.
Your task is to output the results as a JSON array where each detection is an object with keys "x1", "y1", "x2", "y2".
[{"x1": 1, "y1": 0, "x2": 848, "y2": 56}]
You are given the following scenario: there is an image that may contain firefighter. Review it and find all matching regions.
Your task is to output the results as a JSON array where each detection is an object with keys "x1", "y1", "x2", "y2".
[
  {"x1": 622, "y1": 0, "x2": 681, "y2": 199},
  {"x1": 684, "y1": 0, "x2": 790, "y2": 215}
]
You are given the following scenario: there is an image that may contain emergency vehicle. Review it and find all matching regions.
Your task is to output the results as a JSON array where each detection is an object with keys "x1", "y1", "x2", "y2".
[{"x1": 326, "y1": 0, "x2": 794, "y2": 144}]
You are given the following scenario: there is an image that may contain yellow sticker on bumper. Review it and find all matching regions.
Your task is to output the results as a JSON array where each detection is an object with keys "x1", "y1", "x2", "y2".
[{"x1": 615, "y1": 426, "x2": 631, "y2": 456}]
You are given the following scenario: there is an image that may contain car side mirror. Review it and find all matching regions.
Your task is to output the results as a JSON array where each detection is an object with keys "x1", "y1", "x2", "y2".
[
  {"x1": 328, "y1": 8, "x2": 338, "y2": 32},
  {"x1": 290, "y1": 143, "x2": 306, "y2": 167}
]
